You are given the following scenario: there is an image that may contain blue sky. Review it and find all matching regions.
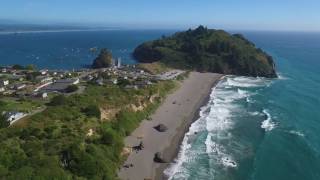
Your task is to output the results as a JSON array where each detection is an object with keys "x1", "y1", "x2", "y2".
[{"x1": 1, "y1": 0, "x2": 320, "y2": 31}]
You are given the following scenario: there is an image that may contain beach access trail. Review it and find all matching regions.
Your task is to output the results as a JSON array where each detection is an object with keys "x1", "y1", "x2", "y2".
[{"x1": 118, "y1": 72, "x2": 222, "y2": 180}]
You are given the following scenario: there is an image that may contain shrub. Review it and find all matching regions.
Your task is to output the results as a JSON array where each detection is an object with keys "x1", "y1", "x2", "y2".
[
  {"x1": 49, "y1": 95, "x2": 68, "y2": 106},
  {"x1": 12, "y1": 64, "x2": 24, "y2": 70},
  {"x1": 0, "y1": 114, "x2": 9, "y2": 128},
  {"x1": 83, "y1": 105, "x2": 101, "y2": 119}
]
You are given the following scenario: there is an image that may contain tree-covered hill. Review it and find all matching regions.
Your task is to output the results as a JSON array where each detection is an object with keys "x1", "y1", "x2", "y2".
[
  {"x1": 133, "y1": 26, "x2": 277, "y2": 78},
  {"x1": 0, "y1": 81, "x2": 176, "y2": 179}
]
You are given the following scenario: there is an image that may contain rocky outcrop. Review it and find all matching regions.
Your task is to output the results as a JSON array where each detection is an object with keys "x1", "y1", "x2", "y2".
[
  {"x1": 153, "y1": 152, "x2": 166, "y2": 163},
  {"x1": 153, "y1": 124, "x2": 168, "y2": 132},
  {"x1": 92, "y1": 48, "x2": 113, "y2": 69}
]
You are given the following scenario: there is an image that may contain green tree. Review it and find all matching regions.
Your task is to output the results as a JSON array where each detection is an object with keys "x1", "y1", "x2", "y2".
[
  {"x1": 12, "y1": 64, "x2": 24, "y2": 70},
  {"x1": 26, "y1": 72, "x2": 41, "y2": 82},
  {"x1": 49, "y1": 95, "x2": 68, "y2": 106},
  {"x1": 0, "y1": 114, "x2": 9, "y2": 128},
  {"x1": 25, "y1": 64, "x2": 36, "y2": 71},
  {"x1": 83, "y1": 105, "x2": 101, "y2": 119}
]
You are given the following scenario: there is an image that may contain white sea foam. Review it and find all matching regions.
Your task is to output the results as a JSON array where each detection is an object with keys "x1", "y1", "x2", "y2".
[
  {"x1": 165, "y1": 76, "x2": 271, "y2": 179},
  {"x1": 289, "y1": 130, "x2": 305, "y2": 137},
  {"x1": 249, "y1": 111, "x2": 261, "y2": 116},
  {"x1": 277, "y1": 73, "x2": 290, "y2": 80},
  {"x1": 205, "y1": 134, "x2": 238, "y2": 168},
  {"x1": 237, "y1": 88, "x2": 247, "y2": 95},
  {"x1": 261, "y1": 109, "x2": 276, "y2": 131},
  {"x1": 221, "y1": 157, "x2": 237, "y2": 168},
  {"x1": 246, "y1": 97, "x2": 252, "y2": 103},
  {"x1": 164, "y1": 105, "x2": 210, "y2": 179},
  {"x1": 225, "y1": 76, "x2": 271, "y2": 88}
]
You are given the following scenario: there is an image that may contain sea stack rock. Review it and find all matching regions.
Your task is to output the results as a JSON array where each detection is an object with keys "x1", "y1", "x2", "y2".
[
  {"x1": 153, "y1": 152, "x2": 166, "y2": 163},
  {"x1": 92, "y1": 48, "x2": 113, "y2": 69}
]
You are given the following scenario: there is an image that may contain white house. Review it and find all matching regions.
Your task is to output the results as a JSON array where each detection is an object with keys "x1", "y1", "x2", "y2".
[
  {"x1": 39, "y1": 92, "x2": 48, "y2": 99},
  {"x1": 40, "y1": 69, "x2": 48, "y2": 75},
  {"x1": 0, "y1": 80, "x2": 9, "y2": 86}
]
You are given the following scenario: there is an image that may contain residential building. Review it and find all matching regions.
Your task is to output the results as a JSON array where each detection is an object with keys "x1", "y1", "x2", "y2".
[{"x1": 0, "y1": 80, "x2": 9, "y2": 86}]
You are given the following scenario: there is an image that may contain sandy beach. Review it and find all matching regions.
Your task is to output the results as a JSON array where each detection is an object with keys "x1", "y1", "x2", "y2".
[{"x1": 118, "y1": 72, "x2": 222, "y2": 180}]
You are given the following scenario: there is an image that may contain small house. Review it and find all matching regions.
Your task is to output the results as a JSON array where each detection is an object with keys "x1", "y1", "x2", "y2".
[
  {"x1": 0, "y1": 80, "x2": 9, "y2": 86},
  {"x1": 40, "y1": 69, "x2": 48, "y2": 75}
]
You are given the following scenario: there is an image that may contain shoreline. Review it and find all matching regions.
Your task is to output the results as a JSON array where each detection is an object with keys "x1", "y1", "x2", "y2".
[
  {"x1": 155, "y1": 76, "x2": 221, "y2": 179},
  {"x1": 118, "y1": 72, "x2": 223, "y2": 180}
]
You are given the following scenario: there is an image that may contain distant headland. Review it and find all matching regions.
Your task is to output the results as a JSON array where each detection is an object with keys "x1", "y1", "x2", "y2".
[{"x1": 133, "y1": 25, "x2": 277, "y2": 78}]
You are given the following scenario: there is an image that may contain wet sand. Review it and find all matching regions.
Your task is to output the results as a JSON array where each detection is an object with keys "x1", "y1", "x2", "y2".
[{"x1": 118, "y1": 72, "x2": 222, "y2": 180}]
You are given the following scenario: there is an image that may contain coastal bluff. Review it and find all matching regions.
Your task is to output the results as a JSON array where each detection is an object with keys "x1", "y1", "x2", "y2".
[{"x1": 133, "y1": 26, "x2": 277, "y2": 78}]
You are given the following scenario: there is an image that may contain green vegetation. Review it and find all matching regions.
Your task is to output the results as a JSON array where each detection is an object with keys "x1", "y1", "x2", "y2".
[
  {"x1": 11, "y1": 64, "x2": 25, "y2": 70},
  {"x1": 134, "y1": 26, "x2": 277, "y2": 78},
  {"x1": 26, "y1": 72, "x2": 41, "y2": 82},
  {"x1": 92, "y1": 48, "x2": 113, "y2": 69},
  {"x1": 11, "y1": 64, "x2": 36, "y2": 71},
  {"x1": 25, "y1": 64, "x2": 37, "y2": 71},
  {"x1": 48, "y1": 95, "x2": 68, "y2": 106},
  {"x1": 0, "y1": 98, "x2": 43, "y2": 113},
  {"x1": 82, "y1": 105, "x2": 101, "y2": 119},
  {"x1": 137, "y1": 62, "x2": 171, "y2": 75},
  {"x1": 0, "y1": 80, "x2": 176, "y2": 179},
  {"x1": 0, "y1": 114, "x2": 9, "y2": 128}
]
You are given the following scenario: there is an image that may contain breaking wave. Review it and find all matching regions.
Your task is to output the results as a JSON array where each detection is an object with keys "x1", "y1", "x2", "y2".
[
  {"x1": 261, "y1": 109, "x2": 276, "y2": 132},
  {"x1": 165, "y1": 76, "x2": 274, "y2": 179}
]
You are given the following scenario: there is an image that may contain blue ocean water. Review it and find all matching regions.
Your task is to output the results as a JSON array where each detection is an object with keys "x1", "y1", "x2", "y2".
[
  {"x1": 0, "y1": 30, "x2": 173, "y2": 69},
  {"x1": 1, "y1": 30, "x2": 319, "y2": 179},
  {"x1": 165, "y1": 32, "x2": 320, "y2": 180}
]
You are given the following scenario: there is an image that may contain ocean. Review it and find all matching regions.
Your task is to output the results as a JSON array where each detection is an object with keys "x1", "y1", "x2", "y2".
[
  {"x1": 165, "y1": 32, "x2": 320, "y2": 180},
  {"x1": 0, "y1": 30, "x2": 174, "y2": 69},
  {"x1": 1, "y1": 30, "x2": 319, "y2": 180}
]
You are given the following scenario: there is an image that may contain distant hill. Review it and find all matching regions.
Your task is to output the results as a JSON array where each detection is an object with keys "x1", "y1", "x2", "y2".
[
  {"x1": 0, "y1": 22, "x2": 115, "y2": 33},
  {"x1": 133, "y1": 26, "x2": 277, "y2": 78}
]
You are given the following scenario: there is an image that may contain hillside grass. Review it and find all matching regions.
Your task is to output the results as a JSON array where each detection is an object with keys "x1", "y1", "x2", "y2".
[
  {"x1": 0, "y1": 80, "x2": 176, "y2": 179},
  {"x1": 137, "y1": 62, "x2": 172, "y2": 75}
]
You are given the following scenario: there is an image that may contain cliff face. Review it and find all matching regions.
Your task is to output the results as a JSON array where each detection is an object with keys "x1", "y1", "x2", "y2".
[{"x1": 133, "y1": 26, "x2": 277, "y2": 78}]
